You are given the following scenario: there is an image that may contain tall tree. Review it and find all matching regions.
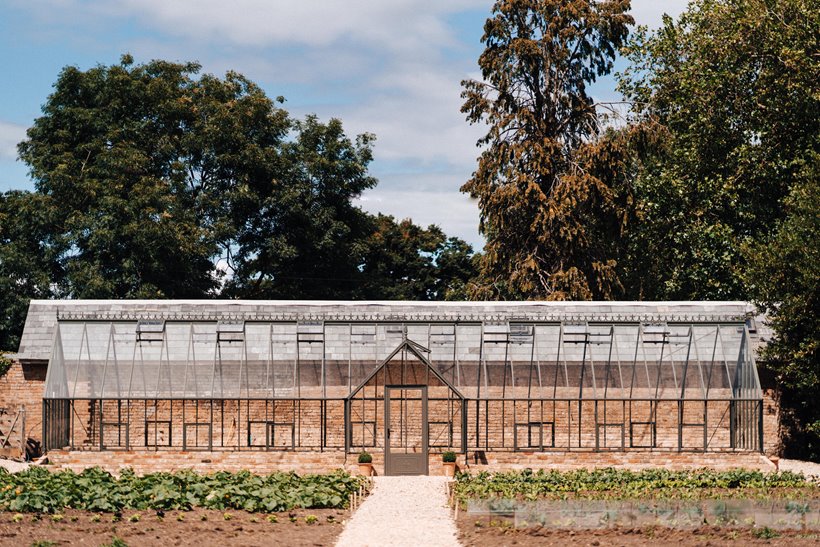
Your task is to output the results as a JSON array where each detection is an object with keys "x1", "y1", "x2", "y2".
[
  {"x1": 746, "y1": 164, "x2": 819, "y2": 460},
  {"x1": 461, "y1": 0, "x2": 633, "y2": 300},
  {"x1": 357, "y1": 215, "x2": 478, "y2": 300},
  {"x1": 18, "y1": 55, "x2": 291, "y2": 298},
  {"x1": 223, "y1": 116, "x2": 377, "y2": 298},
  {"x1": 618, "y1": 0, "x2": 819, "y2": 299},
  {"x1": 0, "y1": 191, "x2": 61, "y2": 349}
]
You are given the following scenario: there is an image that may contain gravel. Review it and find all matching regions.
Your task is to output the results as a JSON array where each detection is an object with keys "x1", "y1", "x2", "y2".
[
  {"x1": 0, "y1": 458, "x2": 29, "y2": 474},
  {"x1": 777, "y1": 458, "x2": 820, "y2": 480},
  {"x1": 336, "y1": 476, "x2": 461, "y2": 547}
]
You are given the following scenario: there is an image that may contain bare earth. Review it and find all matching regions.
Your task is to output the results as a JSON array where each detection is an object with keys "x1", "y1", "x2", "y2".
[
  {"x1": 0, "y1": 508, "x2": 348, "y2": 546},
  {"x1": 457, "y1": 515, "x2": 820, "y2": 546}
]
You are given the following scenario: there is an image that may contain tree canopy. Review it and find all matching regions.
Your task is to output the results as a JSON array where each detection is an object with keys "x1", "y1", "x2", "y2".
[
  {"x1": 461, "y1": 0, "x2": 633, "y2": 300},
  {"x1": 0, "y1": 55, "x2": 476, "y2": 349},
  {"x1": 617, "y1": 0, "x2": 819, "y2": 300}
]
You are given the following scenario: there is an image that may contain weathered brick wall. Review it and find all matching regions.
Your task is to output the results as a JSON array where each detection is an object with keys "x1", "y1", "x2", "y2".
[
  {"x1": 47, "y1": 447, "x2": 774, "y2": 476},
  {"x1": 0, "y1": 360, "x2": 47, "y2": 451}
]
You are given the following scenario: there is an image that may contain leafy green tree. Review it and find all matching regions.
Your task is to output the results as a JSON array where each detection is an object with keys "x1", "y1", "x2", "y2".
[
  {"x1": 18, "y1": 55, "x2": 292, "y2": 298},
  {"x1": 461, "y1": 0, "x2": 633, "y2": 300},
  {"x1": 618, "y1": 0, "x2": 819, "y2": 299},
  {"x1": 6, "y1": 53, "x2": 475, "y2": 341},
  {"x1": 746, "y1": 165, "x2": 819, "y2": 460},
  {"x1": 0, "y1": 191, "x2": 61, "y2": 349},
  {"x1": 223, "y1": 115, "x2": 377, "y2": 298},
  {"x1": 357, "y1": 215, "x2": 477, "y2": 300}
]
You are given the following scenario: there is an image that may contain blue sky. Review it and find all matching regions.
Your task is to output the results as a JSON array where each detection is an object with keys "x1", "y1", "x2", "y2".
[{"x1": 0, "y1": 0, "x2": 688, "y2": 249}]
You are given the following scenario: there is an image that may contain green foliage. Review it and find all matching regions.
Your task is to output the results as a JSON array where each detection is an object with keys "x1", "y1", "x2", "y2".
[
  {"x1": 618, "y1": 0, "x2": 819, "y2": 300},
  {"x1": 357, "y1": 215, "x2": 477, "y2": 300},
  {"x1": 0, "y1": 352, "x2": 12, "y2": 378},
  {"x1": 746, "y1": 170, "x2": 820, "y2": 461},
  {"x1": 0, "y1": 55, "x2": 478, "y2": 350},
  {"x1": 0, "y1": 467, "x2": 365, "y2": 514},
  {"x1": 357, "y1": 451, "x2": 372, "y2": 464},
  {"x1": 454, "y1": 468, "x2": 817, "y2": 503},
  {"x1": 0, "y1": 191, "x2": 59, "y2": 350},
  {"x1": 100, "y1": 538, "x2": 128, "y2": 547},
  {"x1": 751, "y1": 526, "x2": 780, "y2": 540},
  {"x1": 442, "y1": 451, "x2": 457, "y2": 463},
  {"x1": 461, "y1": 0, "x2": 633, "y2": 299}
]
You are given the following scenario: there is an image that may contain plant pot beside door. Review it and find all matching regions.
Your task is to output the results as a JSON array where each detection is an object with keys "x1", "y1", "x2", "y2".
[
  {"x1": 358, "y1": 451, "x2": 373, "y2": 477},
  {"x1": 442, "y1": 451, "x2": 457, "y2": 478}
]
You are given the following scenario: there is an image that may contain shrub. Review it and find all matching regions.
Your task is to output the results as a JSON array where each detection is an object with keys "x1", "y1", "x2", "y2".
[
  {"x1": 357, "y1": 451, "x2": 372, "y2": 464},
  {"x1": 442, "y1": 451, "x2": 457, "y2": 463}
]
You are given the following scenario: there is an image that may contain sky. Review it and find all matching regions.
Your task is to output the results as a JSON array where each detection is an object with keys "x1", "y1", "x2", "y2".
[{"x1": 0, "y1": 0, "x2": 689, "y2": 250}]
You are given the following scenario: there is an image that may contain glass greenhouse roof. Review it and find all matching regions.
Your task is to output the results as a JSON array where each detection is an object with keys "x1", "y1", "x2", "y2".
[{"x1": 44, "y1": 319, "x2": 762, "y2": 402}]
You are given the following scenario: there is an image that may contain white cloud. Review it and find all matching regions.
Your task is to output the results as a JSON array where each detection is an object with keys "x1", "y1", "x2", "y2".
[
  {"x1": 0, "y1": 121, "x2": 26, "y2": 161},
  {"x1": 355, "y1": 186, "x2": 483, "y2": 249},
  {"x1": 91, "y1": 0, "x2": 487, "y2": 51},
  {"x1": 630, "y1": 0, "x2": 689, "y2": 29}
]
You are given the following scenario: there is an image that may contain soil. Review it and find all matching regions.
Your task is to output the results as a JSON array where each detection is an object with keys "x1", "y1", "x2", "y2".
[
  {"x1": 457, "y1": 515, "x2": 820, "y2": 546},
  {"x1": 0, "y1": 507, "x2": 349, "y2": 546}
]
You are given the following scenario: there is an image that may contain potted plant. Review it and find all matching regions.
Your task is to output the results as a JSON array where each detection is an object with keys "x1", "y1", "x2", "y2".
[
  {"x1": 357, "y1": 451, "x2": 373, "y2": 476},
  {"x1": 442, "y1": 451, "x2": 457, "y2": 477}
]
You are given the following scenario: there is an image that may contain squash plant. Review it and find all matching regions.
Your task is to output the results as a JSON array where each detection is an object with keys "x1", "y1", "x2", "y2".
[{"x1": 0, "y1": 467, "x2": 366, "y2": 514}]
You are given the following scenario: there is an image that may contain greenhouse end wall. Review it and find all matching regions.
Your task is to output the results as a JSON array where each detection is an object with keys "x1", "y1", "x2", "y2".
[{"x1": 12, "y1": 301, "x2": 772, "y2": 469}]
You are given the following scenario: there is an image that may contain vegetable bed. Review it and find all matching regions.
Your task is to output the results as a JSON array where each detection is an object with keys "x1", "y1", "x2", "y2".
[
  {"x1": 454, "y1": 468, "x2": 818, "y2": 503},
  {"x1": 0, "y1": 467, "x2": 367, "y2": 513}
]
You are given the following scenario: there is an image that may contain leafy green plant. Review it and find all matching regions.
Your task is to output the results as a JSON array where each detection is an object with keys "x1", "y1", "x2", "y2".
[
  {"x1": 12, "y1": 513, "x2": 23, "y2": 522},
  {"x1": 752, "y1": 526, "x2": 780, "y2": 539},
  {"x1": 442, "y1": 451, "x2": 456, "y2": 463},
  {"x1": 0, "y1": 353, "x2": 12, "y2": 378},
  {"x1": 128, "y1": 514, "x2": 140, "y2": 523},
  {"x1": 453, "y1": 468, "x2": 817, "y2": 504},
  {"x1": 267, "y1": 514, "x2": 278, "y2": 523},
  {"x1": 305, "y1": 514, "x2": 318, "y2": 525},
  {"x1": 223, "y1": 512, "x2": 233, "y2": 521},
  {"x1": 0, "y1": 467, "x2": 366, "y2": 514},
  {"x1": 50, "y1": 514, "x2": 63, "y2": 522},
  {"x1": 357, "y1": 451, "x2": 372, "y2": 464}
]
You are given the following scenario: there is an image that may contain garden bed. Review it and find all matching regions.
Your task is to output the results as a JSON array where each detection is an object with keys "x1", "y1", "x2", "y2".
[{"x1": 0, "y1": 507, "x2": 348, "y2": 546}]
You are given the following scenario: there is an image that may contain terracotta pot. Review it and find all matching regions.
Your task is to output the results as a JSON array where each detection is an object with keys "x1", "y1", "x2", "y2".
[
  {"x1": 358, "y1": 463, "x2": 373, "y2": 477},
  {"x1": 443, "y1": 462, "x2": 456, "y2": 478}
]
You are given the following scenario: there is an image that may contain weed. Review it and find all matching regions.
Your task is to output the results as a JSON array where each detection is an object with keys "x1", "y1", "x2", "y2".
[
  {"x1": 50, "y1": 514, "x2": 64, "y2": 522},
  {"x1": 12, "y1": 513, "x2": 24, "y2": 523},
  {"x1": 200, "y1": 514, "x2": 208, "y2": 521},
  {"x1": 30, "y1": 541, "x2": 56, "y2": 547},
  {"x1": 249, "y1": 516, "x2": 258, "y2": 523},
  {"x1": 100, "y1": 537, "x2": 128, "y2": 547},
  {"x1": 266, "y1": 514, "x2": 278, "y2": 523},
  {"x1": 128, "y1": 514, "x2": 140, "y2": 523},
  {"x1": 223, "y1": 512, "x2": 233, "y2": 521},
  {"x1": 305, "y1": 515, "x2": 318, "y2": 525},
  {"x1": 752, "y1": 526, "x2": 779, "y2": 539},
  {"x1": 176, "y1": 513, "x2": 185, "y2": 522},
  {"x1": 90, "y1": 514, "x2": 101, "y2": 523}
]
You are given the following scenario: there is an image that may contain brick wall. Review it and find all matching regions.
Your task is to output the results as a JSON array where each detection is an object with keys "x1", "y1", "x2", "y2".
[
  {"x1": 0, "y1": 360, "x2": 47, "y2": 452},
  {"x1": 47, "y1": 447, "x2": 774, "y2": 476}
]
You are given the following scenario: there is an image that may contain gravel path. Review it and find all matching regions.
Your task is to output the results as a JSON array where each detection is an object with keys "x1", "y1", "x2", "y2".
[
  {"x1": 0, "y1": 458, "x2": 29, "y2": 473},
  {"x1": 336, "y1": 476, "x2": 461, "y2": 547},
  {"x1": 778, "y1": 458, "x2": 820, "y2": 480}
]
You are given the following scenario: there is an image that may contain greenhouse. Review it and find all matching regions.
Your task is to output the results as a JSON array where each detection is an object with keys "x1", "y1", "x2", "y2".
[{"x1": 17, "y1": 301, "x2": 765, "y2": 475}]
